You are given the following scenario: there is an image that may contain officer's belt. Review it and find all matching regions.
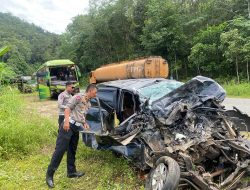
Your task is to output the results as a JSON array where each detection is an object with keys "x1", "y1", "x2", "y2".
[{"x1": 69, "y1": 118, "x2": 82, "y2": 127}]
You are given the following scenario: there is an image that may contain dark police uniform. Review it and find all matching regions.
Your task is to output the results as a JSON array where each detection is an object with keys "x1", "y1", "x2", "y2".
[{"x1": 47, "y1": 93, "x2": 90, "y2": 176}]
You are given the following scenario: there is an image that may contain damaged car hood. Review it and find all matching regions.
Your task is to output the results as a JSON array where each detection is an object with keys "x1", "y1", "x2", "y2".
[{"x1": 150, "y1": 76, "x2": 226, "y2": 124}]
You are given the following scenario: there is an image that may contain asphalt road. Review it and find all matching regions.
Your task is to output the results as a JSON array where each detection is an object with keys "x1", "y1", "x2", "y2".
[{"x1": 223, "y1": 97, "x2": 250, "y2": 115}]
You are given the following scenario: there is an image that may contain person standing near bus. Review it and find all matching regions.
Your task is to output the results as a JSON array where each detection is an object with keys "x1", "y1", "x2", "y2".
[
  {"x1": 46, "y1": 84, "x2": 97, "y2": 188},
  {"x1": 57, "y1": 81, "x2": 74, "y2": 128}
]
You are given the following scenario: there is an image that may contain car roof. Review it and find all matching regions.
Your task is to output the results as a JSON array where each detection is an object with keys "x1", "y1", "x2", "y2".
[{"x1": 98, "y1": 78, "x2": 169, "y2": 92}]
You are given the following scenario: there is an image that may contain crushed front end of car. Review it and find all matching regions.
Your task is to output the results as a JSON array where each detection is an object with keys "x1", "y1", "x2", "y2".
[
  {"x1": 85, "y1": 76, "x2": 250, "y2": 190},
  {"x1": 144, "y1": 76, "x2": 250, "y2": 189}
]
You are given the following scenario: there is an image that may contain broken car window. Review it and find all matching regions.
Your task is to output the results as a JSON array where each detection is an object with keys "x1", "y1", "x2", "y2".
[{"x1": 138, "y1": 80, "x2": 183, "y2": 104}]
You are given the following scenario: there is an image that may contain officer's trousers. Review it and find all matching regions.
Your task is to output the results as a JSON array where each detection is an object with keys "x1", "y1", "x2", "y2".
[{"x1": 47, "y1": 122, "x2": 79, "y2": 174}]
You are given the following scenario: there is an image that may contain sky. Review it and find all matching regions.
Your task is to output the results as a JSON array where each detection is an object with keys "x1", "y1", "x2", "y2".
[{"x1": 0, "y1": 0, "x2": 89, "y2": 34}]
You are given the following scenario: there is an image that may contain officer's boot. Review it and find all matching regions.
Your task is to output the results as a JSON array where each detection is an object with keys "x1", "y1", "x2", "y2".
[{"x1": 46, "y1": 169, "x2": 55, "y2": 188}]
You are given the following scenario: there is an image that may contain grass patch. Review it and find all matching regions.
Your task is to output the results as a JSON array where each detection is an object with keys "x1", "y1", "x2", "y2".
[
  {"x1": 0, "y1": 145, "x2": 143, "y2": 190},
  {"x1": 222, "y1": 82, "x2": 250, "y2": 98},
  {"x1": 0, "y1": 87, "x2": 56, "y2": 159}
]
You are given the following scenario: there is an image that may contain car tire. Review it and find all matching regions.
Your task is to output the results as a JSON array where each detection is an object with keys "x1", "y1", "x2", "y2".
[{"x1": 145, "y1": 156, "x2": 180, "y2": 190}]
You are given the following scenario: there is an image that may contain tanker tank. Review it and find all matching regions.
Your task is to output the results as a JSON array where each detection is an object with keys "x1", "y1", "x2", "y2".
[{"x1": 89, "y1": 56, "x2": 169, "y2": 83}]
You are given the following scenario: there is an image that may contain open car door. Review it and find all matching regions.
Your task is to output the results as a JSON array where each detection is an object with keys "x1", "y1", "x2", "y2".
[
  {"x1": 82, "y1": 87, "x2": 119, "y2": 148},
  {"x1": 81, "y1": 97, "x2": 109, "y2": 149}
]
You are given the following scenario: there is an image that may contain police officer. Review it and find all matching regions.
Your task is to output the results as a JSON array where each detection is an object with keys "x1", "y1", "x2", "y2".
[
  {"x1": 46, "y1": 84, "x2": 97, "y2": 188},
  {"x1": 57, "y1": 81, "x2": 74, "y2": 128}
]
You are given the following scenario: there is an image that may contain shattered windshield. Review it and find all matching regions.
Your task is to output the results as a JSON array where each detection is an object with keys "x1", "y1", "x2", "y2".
[{"x1": 138, "y1": 80, "x2": 183, "y2": 103}]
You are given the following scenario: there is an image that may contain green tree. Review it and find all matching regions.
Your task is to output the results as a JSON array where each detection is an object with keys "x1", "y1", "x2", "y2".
[
  {"x1": 141, "y1": 0, "x2": 188, "y2": 78},
  {"x1": 0, "y1": 46, "x2": 10, "y2": 57},
  {"x1": 59, "y1": 0, "x2": 139, "y2": 73},
  {"x1": 0, "y1": 62, "x2": 16, "y2": 84},
  {"x1": 189, "y1": 43, "x2": 216, "y2": 75},
  {"x1": 243, "y1": 38, "x2": 250, "y2": 82},
  {"x1": 220, "y1": 29, "x2": 245, "y2": 84},
  {"x1": 189, "y1": 23, "x2": 226, "y2": 78},
  {"x1": 0, "y1": 46, "x2": 16, "y2": 84}
]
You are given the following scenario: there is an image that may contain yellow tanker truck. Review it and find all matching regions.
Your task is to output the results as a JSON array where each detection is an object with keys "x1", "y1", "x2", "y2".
[{"x1": 89, "y1": 56, "x2": 169, "y2": 83}]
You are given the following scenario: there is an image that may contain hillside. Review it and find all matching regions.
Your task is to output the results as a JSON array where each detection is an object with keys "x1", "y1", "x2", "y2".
[{"x1": 0, "y1": 12, "x2": 60, "y2": 75}]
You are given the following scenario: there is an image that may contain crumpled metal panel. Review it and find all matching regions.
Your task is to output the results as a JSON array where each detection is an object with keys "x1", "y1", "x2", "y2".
[{"x1": 151, "y1": 76, "x2": 226, "y2": 124}]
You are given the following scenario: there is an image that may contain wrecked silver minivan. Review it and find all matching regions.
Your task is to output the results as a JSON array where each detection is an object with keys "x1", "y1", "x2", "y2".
[{"x1": 82, "y1": 76, "x2": 250, "y2": 190}]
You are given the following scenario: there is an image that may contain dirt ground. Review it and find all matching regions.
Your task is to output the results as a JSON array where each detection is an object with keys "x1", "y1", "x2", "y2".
[{"x1": 23, "y1": 93, "x2": 58, "y2": 120}]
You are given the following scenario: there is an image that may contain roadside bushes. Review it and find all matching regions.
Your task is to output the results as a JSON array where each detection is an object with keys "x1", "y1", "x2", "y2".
[
  {"x1": 0, "y1": 87, "x2": 55, "y2": 159},
  {"x1": 223, "y1": 82, "x2": 250, "y2": 98}
]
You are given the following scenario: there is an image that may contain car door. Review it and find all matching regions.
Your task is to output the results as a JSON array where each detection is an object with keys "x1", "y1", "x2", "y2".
[
  {"x1": 94, "y1": 87, "x2": 119, "y2": 130},
  {"x1": 84, "y1": 97, "x2": 105, "y2": 134},
  {"x1": 82, "y1": 87, "x2": 118, "y2": 148}
]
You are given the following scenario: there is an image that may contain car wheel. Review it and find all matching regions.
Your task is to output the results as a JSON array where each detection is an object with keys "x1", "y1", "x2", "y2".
[{"x1": 145, "y1": 156, "x2": 180, "y2": 190}]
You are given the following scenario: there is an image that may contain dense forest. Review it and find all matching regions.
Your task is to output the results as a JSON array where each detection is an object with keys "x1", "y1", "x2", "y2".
[{"x1": 1, "y1": 0, "x2": 250, "y2": 83}]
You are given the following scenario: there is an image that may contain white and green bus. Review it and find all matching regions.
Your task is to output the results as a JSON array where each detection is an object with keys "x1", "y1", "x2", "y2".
[{"x1": 36, "y1": 59, "x2": 81, "y2": 99}]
